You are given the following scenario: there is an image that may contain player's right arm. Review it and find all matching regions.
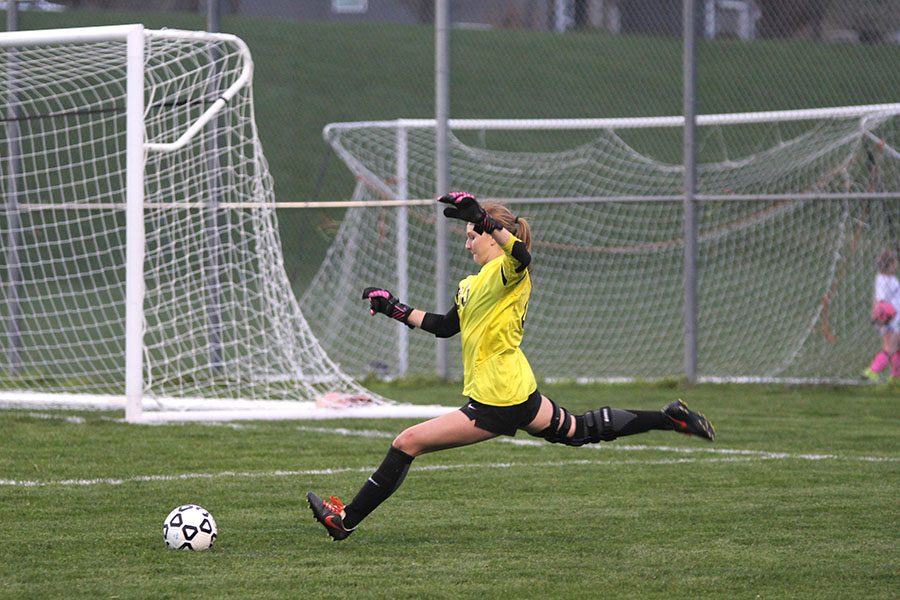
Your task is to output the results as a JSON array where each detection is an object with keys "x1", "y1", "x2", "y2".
[
  {"x1": 418, "y1": 306, "x2": 460, "y2": 338},
  {"x1": 362, "y1": 287, "x2": 460, "y2": 337},
  {"x1": 399, "y1": 305, "x2": 460, "y2": 338}
]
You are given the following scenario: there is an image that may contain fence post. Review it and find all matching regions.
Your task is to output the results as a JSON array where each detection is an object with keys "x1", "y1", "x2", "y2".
[
  {"x1": 434, "y1": 0, "x2": 450, "y2": 378},
  {"x1": 682, "y1": 0, "x2": 699, "y2": 382},
  {"x1": 396, "y1": 125, "x2": 409, "y2": 376},
  {"x1": 5, "y1": 0, "x2": 22, "y2": 374}
]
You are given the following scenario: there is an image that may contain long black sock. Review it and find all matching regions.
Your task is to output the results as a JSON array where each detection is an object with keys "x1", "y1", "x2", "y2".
[
  {"x1": 342, "y1": 445, "x2": 414, "y2": 529},
  {"x1": 606, "y1": 408, "x2": 673, "y2": 437}
]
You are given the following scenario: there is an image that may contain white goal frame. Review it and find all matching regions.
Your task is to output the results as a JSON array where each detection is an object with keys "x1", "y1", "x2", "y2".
[
  {"x1": 1, "y1": 25, "x2": 149, "y2": 421},
  {"x1": 315, "y1": 103, "x2": 900, "y2": 384},
  {"x1": 0, "y1": 25, "x2": 453, "y2": 422}
]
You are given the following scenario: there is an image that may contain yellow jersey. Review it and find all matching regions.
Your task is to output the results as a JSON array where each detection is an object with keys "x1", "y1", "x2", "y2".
[{"x1": 455, "y1": 235, "x2": 537, "y2": 406}]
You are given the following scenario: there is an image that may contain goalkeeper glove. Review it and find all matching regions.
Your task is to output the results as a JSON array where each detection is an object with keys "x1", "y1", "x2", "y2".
[
  {"x1": 438, "y1": 191, "x2": 500, "y2": 234},
  {"x1": 362, "y1": 287, "x2": 414, "y2": 327}
]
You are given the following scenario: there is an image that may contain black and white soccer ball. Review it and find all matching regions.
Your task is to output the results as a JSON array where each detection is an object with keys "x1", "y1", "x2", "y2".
[{"x1": 163, "y1": 504, "x2": 218, "y2": 551}]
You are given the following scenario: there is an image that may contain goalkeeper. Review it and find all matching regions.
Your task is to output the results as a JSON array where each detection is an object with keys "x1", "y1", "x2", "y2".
[
  {"x1": 307, "y1": 192, "x2": 716, "y2": 541},
  {"x1": 863, "y1": 249, "x2": 900, "y2": 381}
]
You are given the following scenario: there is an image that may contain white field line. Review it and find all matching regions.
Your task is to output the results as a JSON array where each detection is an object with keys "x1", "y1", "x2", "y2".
[
  {"x1": 497, "y1": 438, "x2": 900, "y2": 462},
  {"x1": 1, "y1": 457, "x2": 764, "y2": 489},
  {"x1": 292, "y1": 425, "x2": 899, "y2": 463},
  {"x1": 2, "y1": 419, "x2": 896, "y2": 489}
]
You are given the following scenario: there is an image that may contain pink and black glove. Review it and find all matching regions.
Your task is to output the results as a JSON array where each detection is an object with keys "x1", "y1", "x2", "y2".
[
  {"x1": 438, "y1": 191, "x2": 500, "y2": 234},
  {"x1": 362, "y1": 287, "x2": 414, "y2": 328}
]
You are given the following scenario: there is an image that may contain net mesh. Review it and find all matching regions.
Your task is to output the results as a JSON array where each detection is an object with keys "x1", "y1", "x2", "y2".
[
  {"x1": 1, "y1": 30, "x2": 370, "y2": 409},
  {"x1": 307, "y1": 110, "x2": 900, "y2": 382}
]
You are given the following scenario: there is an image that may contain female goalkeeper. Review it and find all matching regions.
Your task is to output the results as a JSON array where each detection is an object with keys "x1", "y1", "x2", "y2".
[
  {"x1": 864, "y1": 248, "x2": 900, "y2": 381},
  {"x1": 307, "y1": 192, "x2": 716, "y2": 541}
]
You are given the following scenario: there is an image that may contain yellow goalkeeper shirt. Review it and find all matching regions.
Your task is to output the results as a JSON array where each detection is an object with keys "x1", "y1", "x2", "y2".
[{"x1": 455, "y1": 234, "x2": 537, "y2": 406}]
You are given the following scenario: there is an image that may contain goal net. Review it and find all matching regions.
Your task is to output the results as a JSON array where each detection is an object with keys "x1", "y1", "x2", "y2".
[
  {"x1": 0, "y1": 25, "x2": 448, "y2": 422},
  {"x1": 308, "y1": 105, "x2": 900, "y2": 384}
]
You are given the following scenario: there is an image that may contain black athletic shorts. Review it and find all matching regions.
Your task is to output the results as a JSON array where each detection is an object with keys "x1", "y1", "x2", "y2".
[{"x1": 459, "y1": 389, "x2": 543, "y2": 436}]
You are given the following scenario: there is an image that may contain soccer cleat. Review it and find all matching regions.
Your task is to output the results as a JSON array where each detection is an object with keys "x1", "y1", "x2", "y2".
[
  {"x1": 663, "y1": 399, "x2": 716, "y2": 441},
  {"x1": 306, "y1": 491, "x2": 353, "y2": 541},
  {"x1": 862, "y1": 368, "x2": 881, "y2": 383}
]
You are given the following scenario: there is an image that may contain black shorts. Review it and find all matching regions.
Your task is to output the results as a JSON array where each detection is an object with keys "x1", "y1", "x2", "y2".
[{"x1": 459, "y1": 389, "x2": 543, "y2": 436}]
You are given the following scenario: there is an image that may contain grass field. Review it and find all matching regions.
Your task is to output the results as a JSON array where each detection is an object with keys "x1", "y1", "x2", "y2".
[{"x1": 1, "y1": 381, "x2": 897, "y2": 599}]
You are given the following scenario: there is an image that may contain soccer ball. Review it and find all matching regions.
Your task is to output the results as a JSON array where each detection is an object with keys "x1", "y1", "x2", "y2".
[
  {"x1": 163, "y1": 504, "x2": 218, "y2": 551},
  {"x1": 872, "y1": 301, "x2": 897, "y2": 325}
]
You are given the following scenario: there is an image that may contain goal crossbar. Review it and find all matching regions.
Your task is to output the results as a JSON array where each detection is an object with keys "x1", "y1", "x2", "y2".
[{"x1": 323, "y1": 103, "x2": 900, "y2": 133}]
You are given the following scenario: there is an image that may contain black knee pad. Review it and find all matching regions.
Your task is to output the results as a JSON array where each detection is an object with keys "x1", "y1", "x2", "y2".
[
  {"x1": 571, "y1": 407, "x2": 617, "y2": 444},
  {"x1": 589, "y1": 407, "x2": 645, "y2": 442},
  {"x1": 530, "y1": 402, "x2": 617, "y2": 446},
  {"x1": 592, "y1": 407, "x2": 621, "y2": 442},
  {"x1": 531, "y1": 398, "x2": 573, "y2": 444}
]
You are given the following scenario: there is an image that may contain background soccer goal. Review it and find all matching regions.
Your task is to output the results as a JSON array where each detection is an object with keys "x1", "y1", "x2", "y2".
[
  {"x1": 307, "y1": 105, "x2": 900, "y2": 384},
  {"x1": 0, "y1": 25, "x2": 449, "y2": 422}
]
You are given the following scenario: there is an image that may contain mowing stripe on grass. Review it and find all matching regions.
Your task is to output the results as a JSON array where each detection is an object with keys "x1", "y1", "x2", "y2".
[
  {"x1": 498, "y1": 438, "x2": 900, "y2": 462},
  {"x1": 0, "y1": 456, "x2": 765, "y2": 488},
  {"x1": 9, "y1": 414, "x2": 897, "y2": 464},
  {"x1": 5, "y1": 415, "x2": 896, "y2": 464},
  {"x1": 2, "y1": 419, "x2": 895, "y2": 490},
  {"x1": 1, "y1": 438, "x2": 896, "y2": 489},
  {"x1": 292, "y1": 425, "x2": 899, "y2": 463}
]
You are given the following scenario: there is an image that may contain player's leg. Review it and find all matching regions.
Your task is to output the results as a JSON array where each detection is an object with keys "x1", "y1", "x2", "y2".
[
  {"x1": 342, "y1": 411, "x2": 497, "y2": 525},
  {"x1": 867, "y1": 329, "x2": 897, "y2": 380},
  {"x1": 523, "y1": 394, "x2": 715, "y2": 445},
  {"x1": 863, "y1": 351, "x2": 890, "y2": 380},
  {"x1": 523, "y1": 395, "x2": 675, "y2": 443},
  {"x1": 865, "y1": 333, "x2": 892, "y2": 380},
  {"x1": 392, "y1": 409, "x2": 500, "y2": 456},
  {"x1": 309, "y1": 411, "x2": 498, "y2": 539},
  {"x1": 888, "y1": 330, "x2": 900, "y2": 378}
]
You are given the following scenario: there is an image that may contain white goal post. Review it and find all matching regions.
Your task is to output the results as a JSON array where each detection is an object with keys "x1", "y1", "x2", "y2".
[
  {"x1": 306, "y1": 104, "x2": 900, "y2": 384},
  {"x1": 0, "y1": 25, "x2": 450, "y2": 422}
]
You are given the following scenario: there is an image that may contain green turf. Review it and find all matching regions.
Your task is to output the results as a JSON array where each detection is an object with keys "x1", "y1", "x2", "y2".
[{"x1": 1, "y1": 381, "x2": 897, "y2": 599}]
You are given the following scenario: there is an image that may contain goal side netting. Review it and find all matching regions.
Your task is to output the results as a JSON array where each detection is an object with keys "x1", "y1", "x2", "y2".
[
  {"x1": 306, "y1": 106, "x2": 900, "y2": 384},
  {"x1": 0, "y1": 26, "x2": 449, "y2": 422}
]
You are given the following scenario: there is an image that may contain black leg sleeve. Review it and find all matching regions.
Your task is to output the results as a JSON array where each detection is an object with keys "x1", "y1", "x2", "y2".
[
  {"x1": 342, "y1": 445, "x2": 414, "y2": 529},
  {"x1": 607, "y1": 409, "x2": 673, "y2": 436}
]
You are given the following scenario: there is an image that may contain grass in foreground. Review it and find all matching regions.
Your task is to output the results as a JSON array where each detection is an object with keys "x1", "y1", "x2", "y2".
[{"x1": 0, "y1": 382, "x2": 897, "y2": 599}]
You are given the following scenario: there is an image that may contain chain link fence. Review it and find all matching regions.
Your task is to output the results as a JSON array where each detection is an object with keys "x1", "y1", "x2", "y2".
[{"x1": 4, "y1": 0, "x2": 899, "y2": 382}]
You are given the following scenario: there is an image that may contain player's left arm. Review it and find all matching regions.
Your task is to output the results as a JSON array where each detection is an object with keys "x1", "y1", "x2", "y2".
[
  {"x1": 492, "y1": 227, "x2": 531, "y2": 272},
  {"x1": 438, "y1": 191, "x2": 531, "y2": 270}
]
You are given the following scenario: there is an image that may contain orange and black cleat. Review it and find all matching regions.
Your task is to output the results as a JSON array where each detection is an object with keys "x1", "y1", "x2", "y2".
[
  {"x1": 663, "y1": 399, "x2": 716, "y2": 441},
  {"x1": 307, "y1": 491, "x2": 354, "y2": 541}
]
